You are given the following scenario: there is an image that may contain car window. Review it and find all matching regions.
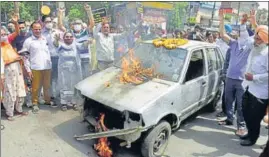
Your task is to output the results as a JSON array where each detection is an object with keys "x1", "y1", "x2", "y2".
[
  {"x1": 205, "y1": 48, "x2": 218, "y2": 72},
  {"x1": 184, "y1": 49, "x2": 205, "y2": 82},
  {"x1": 115, "y1": 43, "x2": 188, "y2": 82}
]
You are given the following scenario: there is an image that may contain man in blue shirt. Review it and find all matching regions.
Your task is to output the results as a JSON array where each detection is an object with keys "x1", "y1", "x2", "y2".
[
  {"x1": 12, "y1": 20, "x2": 31, "y2": 52},
  {"x1": 218, "y1": 10, "x2": 254, "y2": 137}
]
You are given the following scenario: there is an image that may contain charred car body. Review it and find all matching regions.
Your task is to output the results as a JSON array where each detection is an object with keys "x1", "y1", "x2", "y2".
[{"x1": 74, "y1": 40, "x2": 224, "y2": 157}]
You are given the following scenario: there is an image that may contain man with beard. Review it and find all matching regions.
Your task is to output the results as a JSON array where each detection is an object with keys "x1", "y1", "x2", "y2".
[{"x1": 240, "y1": 20, "x2": 268, "y2": 146}]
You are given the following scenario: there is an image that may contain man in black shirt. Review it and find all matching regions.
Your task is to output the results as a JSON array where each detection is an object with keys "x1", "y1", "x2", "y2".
[
  {"x1": 188, "y1": 25, "x2": 206, "y2": 41},
  {"x1": 12, "y1": 20, "x2": 31, "y2": 51}
]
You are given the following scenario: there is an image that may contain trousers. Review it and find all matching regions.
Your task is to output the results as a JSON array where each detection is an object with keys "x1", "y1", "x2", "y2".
[
  {"x1": 32, "y1": 69, "x2": 51, "y2": 105},
  {"x1": 242, "y1": 90, "x2": 268, "y2": 143}
]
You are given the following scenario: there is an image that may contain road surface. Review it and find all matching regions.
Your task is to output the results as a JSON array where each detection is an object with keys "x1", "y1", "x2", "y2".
[{"x1": 1, "y1": 105, "x2": 267, "y2": 157}]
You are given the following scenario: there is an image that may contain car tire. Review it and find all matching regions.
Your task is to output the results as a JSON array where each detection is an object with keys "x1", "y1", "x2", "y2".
[
  {"x1": 205, "y1": 89, "x2": 221, "y2": 112},
  {"x1": 141, "y1": 121, "x2": 171, "y2": 157}
]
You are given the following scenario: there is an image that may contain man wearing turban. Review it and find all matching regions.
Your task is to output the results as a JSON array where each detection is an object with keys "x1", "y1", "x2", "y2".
[{"x1": 240, "y1": 21, "x2": 268, "y2": 146}]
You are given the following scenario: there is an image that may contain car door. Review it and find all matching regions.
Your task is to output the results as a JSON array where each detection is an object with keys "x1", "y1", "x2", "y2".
[
  {"x1": 179, "y1": 48, "x2": 209, "y2": 119},
  {"x1": 204, "y1": 46, "x2": 223, "y2": 103},
  {"x1": 204, "y1": 47, "x2": 218, "y2": 103}
]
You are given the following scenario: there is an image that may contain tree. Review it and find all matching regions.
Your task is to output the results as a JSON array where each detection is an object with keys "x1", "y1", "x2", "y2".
[
  {"x1": 1, "y1": 2, "x2": 39, "y2": 23},
  {"x1": 256, "y1": 8, "x2": 268, "y2": 25},
  {"x1": 67, "y1": 3, "x2": 85, "y2": 22},
  {"x1": 166, "y1": 2, "x2": 188, "y2": 30}
]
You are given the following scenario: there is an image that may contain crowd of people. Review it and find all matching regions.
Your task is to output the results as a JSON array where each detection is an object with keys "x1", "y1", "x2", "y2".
[
  {"x1": 215, "y1": 10, "x2": 268, "y2": 151},
  {"x1": 0, "y1": 4, "x2": 268, "y2": 154}
]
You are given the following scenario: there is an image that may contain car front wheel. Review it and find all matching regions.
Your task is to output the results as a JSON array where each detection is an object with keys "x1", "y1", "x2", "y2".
[{"x1": 141, "y1": 121, "x2": 171, "y2": 157}]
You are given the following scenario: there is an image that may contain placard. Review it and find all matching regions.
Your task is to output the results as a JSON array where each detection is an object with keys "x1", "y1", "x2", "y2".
[{"x1": 92, "y1": 8, "x2": 107, "y2": 23}]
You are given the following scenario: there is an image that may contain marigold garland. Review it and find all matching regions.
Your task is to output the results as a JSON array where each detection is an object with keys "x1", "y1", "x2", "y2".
[{"x1": 153, "y1": 38, "x2": 188, "y2": 50}]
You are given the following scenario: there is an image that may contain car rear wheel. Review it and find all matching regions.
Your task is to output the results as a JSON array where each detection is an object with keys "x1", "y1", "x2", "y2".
[
  {"x1": 141, "y1": 121, "x2": 171, "y2": 157},
  {"x1": 206, "y1": 89, "x2": 221, "y2": 112}
]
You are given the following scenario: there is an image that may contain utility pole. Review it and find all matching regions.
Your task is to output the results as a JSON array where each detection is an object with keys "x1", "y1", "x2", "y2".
[
  {"x1": 236, "y1": 2, "x2": 241, "y2": 25},
  {"x1": 209, "y1": 1, "x2": 216, "y2": 28}
]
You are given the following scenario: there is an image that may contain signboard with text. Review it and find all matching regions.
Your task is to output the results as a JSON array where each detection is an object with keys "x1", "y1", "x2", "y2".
[{"x1": 92, "y1": 8, "x2": 107, "y2": 23}]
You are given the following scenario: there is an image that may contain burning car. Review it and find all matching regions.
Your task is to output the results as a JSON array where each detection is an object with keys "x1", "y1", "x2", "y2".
[{"x1": 74, "y1": 40, "x2": 224, "y2": 157}]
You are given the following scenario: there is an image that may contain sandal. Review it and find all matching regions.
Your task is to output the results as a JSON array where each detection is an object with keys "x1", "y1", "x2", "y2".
[
  {"x1": 73, "y1": 104, "x2": 78, "y2": 111},
  {"x1": 32, "y1": 106, "x2": 39, "y2": 114},
  {"x1": 61, "y1": 105, "x2": 67, "y2": 111},
  {"x1": 7, "y1": 116, "x2": 15, "y2": 121},
  {"x1": 218, "y1": 119, "x2": 233, "y2": 126},
  {"x1": 235, "y1": 129, "x2": 248, "y2": 137},
  {"x1": 15, "y1": 111, "x2": 29, "y2": 116}
]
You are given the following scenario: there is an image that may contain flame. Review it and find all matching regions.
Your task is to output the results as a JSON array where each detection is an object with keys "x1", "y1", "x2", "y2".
[
  {"x1": 119, "y1": 49, "x2": 156, "y2": 85},
  {"x1": 94, "y1": 113, "x2": 113, "y2": 157}
]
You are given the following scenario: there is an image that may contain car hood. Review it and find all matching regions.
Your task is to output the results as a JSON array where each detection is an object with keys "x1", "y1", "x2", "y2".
[{"x1": 75, "y1": 67, "x2": 175, "y2": 113}]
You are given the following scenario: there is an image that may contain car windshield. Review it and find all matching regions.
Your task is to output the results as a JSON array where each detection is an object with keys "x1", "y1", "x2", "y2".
[{"x1": 115, "y1": 42, "x2": 188, "y2": 82}]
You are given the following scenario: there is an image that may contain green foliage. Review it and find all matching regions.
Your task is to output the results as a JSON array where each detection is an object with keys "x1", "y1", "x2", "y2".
[
  {"x1": 19, "y1": 2, "x2": 37, "y2": 21},
  {"x1": 1, "y1": 2, "x2": 39, "y2": 22},
  {"x1": 67, "y1": 3, "x2": 85, "y2": 21},
  {"x1": 166, "y1": 2, "x2": 188, "y2": 30}
]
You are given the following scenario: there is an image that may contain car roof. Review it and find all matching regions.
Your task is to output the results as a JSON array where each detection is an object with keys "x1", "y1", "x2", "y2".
[{"x1": 142, "y1": 40, "x2": 215, "y2": 50}]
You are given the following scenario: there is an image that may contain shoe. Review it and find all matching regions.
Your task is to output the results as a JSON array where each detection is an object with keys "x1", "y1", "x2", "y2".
[
  {"x1": 7, "y1": 116, "x2": 15, "y2": 121},
  {"x1": 32, "y1": 105, "x2": 39, "y2": 114},
  {"x1": 73, "y1": 104, "x2": 78, "y2": 111},
  {"x1": 240, "y1": 139, "x2": 255, "y2": 146},
  {"x1": 218, "y1": 119, "x2": 233, "y2": 126},
  {"x1": 235, "y1": 129, "x2": 248, "y2": 137},
  {"x1": 239, "y1": 134, "x2": 249, "y2": 140},
  {"x1": 216, "y1": 111, "x2": 226, "y2": 117},
  {"x1": 61, "y1": 105, "x2": 67, "y2": 111},
  {"x1": 45, "y1": 102, "x2": 58, "y2": 108},
  {"x1": 15, "y1": 111, "x2": 29, "y2": 116}
]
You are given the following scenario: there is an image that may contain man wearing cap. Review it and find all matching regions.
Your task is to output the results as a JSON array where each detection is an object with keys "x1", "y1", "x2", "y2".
[
  {"x1": 240, "y1": 10, "x2": 268, "y2": 146},
  {"x1": 217, "y1": 10, "x2": 255, "y2": 137}
]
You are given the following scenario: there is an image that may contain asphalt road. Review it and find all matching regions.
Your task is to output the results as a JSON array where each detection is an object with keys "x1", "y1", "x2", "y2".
[{"x1": 1, "y1": 105, "x2": 267, "y2": 157}]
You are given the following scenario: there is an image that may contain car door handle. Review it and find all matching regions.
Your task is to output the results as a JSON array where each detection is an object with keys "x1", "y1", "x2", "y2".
[{"x1": 202, "y1": 81, "x2": 207, "y2": 86}]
